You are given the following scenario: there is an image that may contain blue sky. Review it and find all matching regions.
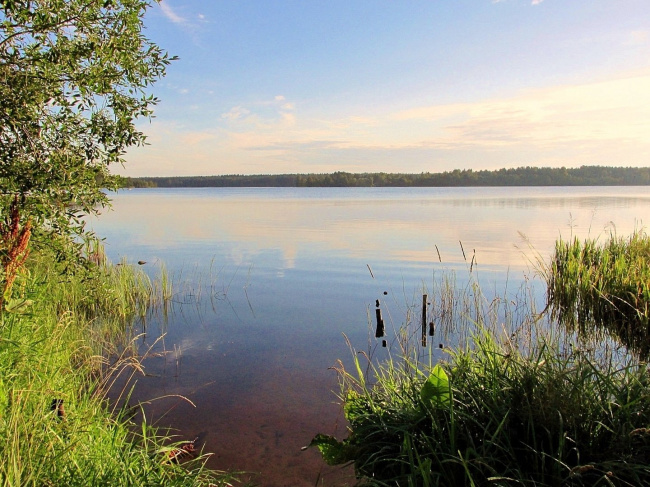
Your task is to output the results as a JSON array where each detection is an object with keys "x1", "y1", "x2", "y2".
[{"x1": 122, "y1": 0, "x2": 650, "y2": 176}]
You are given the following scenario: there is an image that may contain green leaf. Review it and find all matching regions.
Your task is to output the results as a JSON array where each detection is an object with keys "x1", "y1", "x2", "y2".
[
  {"x1": 343, "y1": 389, "x2": 365, "y2": 423},
  {"x1": 4, "y1": 297, "x2": 34, "y2": 313},
  {"x1": 304, "y1": 433, "x2": 356, "y2": 466},
  {"x1": 421, "y1": 364, "x2": 451, "y2": 408}
]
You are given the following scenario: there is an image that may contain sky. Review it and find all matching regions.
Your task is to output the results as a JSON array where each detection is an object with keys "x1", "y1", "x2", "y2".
[{"x1": 121, "y1": 0, "x2": 650, "y2": 177}]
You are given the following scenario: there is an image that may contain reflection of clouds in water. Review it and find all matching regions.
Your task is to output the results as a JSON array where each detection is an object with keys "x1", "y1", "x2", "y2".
[
  {"x1": 283, "y1": 245, "x2": 296, "y2": 270},
  {"x1": 225, "y1": 246, "x2": 250, "y2": 267},
  {"x1": 91, "y1": 188, "x2": 650, "y2": 272}
]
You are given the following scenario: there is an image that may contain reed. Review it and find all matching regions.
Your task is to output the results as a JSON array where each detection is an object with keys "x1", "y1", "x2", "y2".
[
  {"x1": 310, "y1": 270, "x2": 650, "y2": 486},
  {"x1": 0, "y1": 248, "x2": 237, "y2": 486},
  {"x1": 157, "y1": 261, "x2": 174, "y2": 304},
  {"x1": 546, "y1": 230, "x2": 650, "y2": 357}
]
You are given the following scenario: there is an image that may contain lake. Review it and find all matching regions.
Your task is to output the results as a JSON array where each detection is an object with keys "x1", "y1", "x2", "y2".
[{"x1": 90, "y1": 186, "x2": 650, "y2": 487}]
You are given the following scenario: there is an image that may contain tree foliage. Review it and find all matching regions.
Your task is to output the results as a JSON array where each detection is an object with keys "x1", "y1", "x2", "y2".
[
  {"x1": 124, "y1": 166, "x2": 650, "y2": 188},
  {"x1": 0, "y1": 0, "x2": 173, "y2": 254}
]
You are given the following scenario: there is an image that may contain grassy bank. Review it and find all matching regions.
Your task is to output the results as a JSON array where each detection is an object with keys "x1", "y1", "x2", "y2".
[
  {"x1": 0, "y1": 249, "x2": 237, "y2": 486},
  {"x1": 311, "y1": 258, "x2": 650, "y2": 485}
]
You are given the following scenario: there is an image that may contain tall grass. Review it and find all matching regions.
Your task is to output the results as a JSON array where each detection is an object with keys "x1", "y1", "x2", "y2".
[
  {"x1": 546, "y1": 230, "x2": 650, "y2": 358},
  {"x1": 310, "y1": 270, "x2": 650, "y2": 486},
  {"x1": 0, "y1": 248, "x2": 237, "y2": 486}
]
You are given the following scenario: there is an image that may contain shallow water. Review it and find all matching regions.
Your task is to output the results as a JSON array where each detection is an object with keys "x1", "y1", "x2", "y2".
[{"x1": 91, "y1": 186, "x2": 650, "y2": 486}]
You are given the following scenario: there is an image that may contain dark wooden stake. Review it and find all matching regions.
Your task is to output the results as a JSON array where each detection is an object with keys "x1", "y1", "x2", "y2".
[
  {"x1": 375, "y1": 308, "x2": 385, "y2": 337},
  {"x1": 421, "y1": 294, "x2": 427, "y2": 347}
]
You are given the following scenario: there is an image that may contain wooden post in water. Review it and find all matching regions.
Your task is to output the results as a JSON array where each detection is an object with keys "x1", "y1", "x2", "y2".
[
  {"x1": 375, "y1": 300, "x2": 385, "y2": 338},
  {"x1": 421, "y1": 294, "x2": 427, "y2": 347}
]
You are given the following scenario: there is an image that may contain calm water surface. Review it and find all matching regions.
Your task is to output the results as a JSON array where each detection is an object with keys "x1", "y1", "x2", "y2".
[{"x1": 90, "y1": 186, "x2": 650, "y2": 486}]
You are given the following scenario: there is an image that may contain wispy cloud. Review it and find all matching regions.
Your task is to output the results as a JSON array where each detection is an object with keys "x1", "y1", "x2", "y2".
[
  {"x1": 225, "y1": 72, "x2": 650, "y2": 165},
  {"x1": 159, "y1": 1, "x2": 186, "y2": 24},
  {"x1": 220, "y1": 96, "x2": 296, "y2": 127},
  {"x1": 158, "y1": 1, "x2": 206, "y2": 45},
  {"x1": 381, "y1": 72, "x2": 649, "y2": 144},
  {"x1": 124, "y1": 71, "x2": 650, "y2": 176},
  {"x1": 221, "y1": 106, "x2": 251, "y2": 121}
]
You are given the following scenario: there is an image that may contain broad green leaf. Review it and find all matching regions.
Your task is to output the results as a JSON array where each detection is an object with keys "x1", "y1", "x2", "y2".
[{"x1": 420, "y1": 364, "x2": 451, "y2": 408}]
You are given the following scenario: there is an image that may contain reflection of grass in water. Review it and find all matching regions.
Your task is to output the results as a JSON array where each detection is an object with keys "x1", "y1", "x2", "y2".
[
  {"x1": 310, "y1": 265, "x2": 650, "y2": 486},
  {"x1": 0, "y1": 248, "x2": 239, "y2": 486},
  {"x1": 546, "y1": 229, "x2": 650, "y2": 359}
]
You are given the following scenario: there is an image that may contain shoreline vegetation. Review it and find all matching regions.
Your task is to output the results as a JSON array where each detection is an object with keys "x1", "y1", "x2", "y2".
[
  {"x1": 0, "y1": 246, "x2": 238, "y2": 486},
  {"x1": 309, "y1": 231, "x2": 650, "y2": 486},
  {"x1": 121, "y1": 165, "x2": 650, "y2": 188}
]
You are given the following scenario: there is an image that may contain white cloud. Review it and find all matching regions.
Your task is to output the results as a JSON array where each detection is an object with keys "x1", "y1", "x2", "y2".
[
  {"x1": 355, "y1": 72, "x2": 649, "y2": 154},
  {"x1": 159, "y1": 1, "x2": 186, "y2": 24},
  {"x1": 221, "y1": 106, "x2": 251, "y2": 121},
  {"x1": 531, "y1": 0, "x2": 544, "y2": 4},
  {"x1": 219, "y1": 96, "x2": 297, "y2": 128},
  {"x1": 158, "y1": 1, "x2": 205, "y2": 46},
  {"x1": 222, "y1": 71, "x2": 650, "y2": 164},
  {"x1": 123, "y1": 71, "x2": 650, "y2": 176}
]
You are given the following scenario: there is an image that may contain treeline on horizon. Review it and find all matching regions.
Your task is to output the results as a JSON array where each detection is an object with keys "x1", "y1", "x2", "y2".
[{"x1": 122, "y1": 165, "x2": 650, "y2": 188}]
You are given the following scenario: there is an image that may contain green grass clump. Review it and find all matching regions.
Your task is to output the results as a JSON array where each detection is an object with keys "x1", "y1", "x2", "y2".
[
  {"x1": 310, "y1": 274, "x2": 650, "y2": 486},
  {"x1": 546, "y1": 230, "x2": 650, "y2": 357},
  {"x1": 0, "y1": 250, "x2": 236, "y2": 486},
  {"x1": 315, "y1": 334, "x2": 650, "y2": 486}
]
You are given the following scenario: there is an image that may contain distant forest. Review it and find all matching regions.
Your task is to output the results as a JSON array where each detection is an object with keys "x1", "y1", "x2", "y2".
[{"x1": 122, "y1": 166, "x2": 650, "y2": 188}]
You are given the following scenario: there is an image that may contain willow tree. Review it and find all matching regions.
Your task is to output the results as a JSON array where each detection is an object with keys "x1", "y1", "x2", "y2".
[{"x1": 0, "y1": 0, "x2": 173, "y2": 300}]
